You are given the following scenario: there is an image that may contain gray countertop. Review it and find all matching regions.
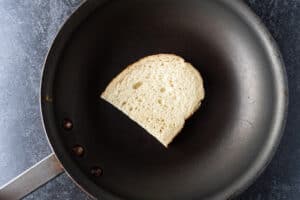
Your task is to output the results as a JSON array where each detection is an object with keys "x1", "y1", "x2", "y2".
[{"x1": 0, "y1": 0, "x2": 299, "y2": 199}]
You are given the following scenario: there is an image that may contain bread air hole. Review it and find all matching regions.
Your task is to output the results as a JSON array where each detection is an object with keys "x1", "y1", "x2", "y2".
[
  {"x1": 132, "y1": 82, "x2": 143, "y2": 89},
  {"x1": 169, "y1": 79, "x2": 174, "y2": 87},
  {"x1": 160, "y1": 87, "x2": 166, "y2": 93},
  {"x1": 159, "y1": 125, "x2": 165, "y2": 133}
]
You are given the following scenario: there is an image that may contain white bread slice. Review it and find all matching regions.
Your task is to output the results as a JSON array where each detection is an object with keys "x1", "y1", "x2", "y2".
[{"x1": 101, "y1": 54, "x2": 205, "y2": 147}]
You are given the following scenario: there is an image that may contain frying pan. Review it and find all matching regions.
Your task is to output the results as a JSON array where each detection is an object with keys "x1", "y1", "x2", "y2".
[{"x1": 0, "y1": 0, "x2": 288, "y2": 199}]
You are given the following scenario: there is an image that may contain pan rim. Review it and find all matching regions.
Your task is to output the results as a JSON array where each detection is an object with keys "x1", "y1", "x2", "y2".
[
  {"x1": 40, "y1": 0, "x2": 289, "y2": 199},
  {"x1": 212, "y1": 1, "x2": 289, "y2": 199}
]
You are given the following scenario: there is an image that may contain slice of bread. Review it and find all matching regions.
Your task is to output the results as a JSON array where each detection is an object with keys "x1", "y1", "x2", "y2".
[{"x1": 101, "y1": 54, "x2": 205, "y2": 147}]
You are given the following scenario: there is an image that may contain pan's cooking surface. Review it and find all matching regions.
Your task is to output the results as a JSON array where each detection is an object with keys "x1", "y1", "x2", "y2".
[{"x1": 41, "y1": 0, "x2": 287, "y2": 199}]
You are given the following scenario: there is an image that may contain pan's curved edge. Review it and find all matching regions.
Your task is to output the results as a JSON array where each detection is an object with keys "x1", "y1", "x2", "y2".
[
  {"x1": 211, "y1": 1, "x2": 289, "y2": 200},
  {"x1": 39, "y1": 0, "x2": 289, "y2": 200},
  {"x1": 39, "y1": 1, "x2": 97, "y2": 199},
  {"x1": 39, "y1": 0, "x2": 121, "y2": 200}
]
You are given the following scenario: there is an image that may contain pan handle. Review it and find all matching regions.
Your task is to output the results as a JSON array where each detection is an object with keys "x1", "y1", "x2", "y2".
[{"x1": 0, "y1": 153, "x2": 64, "y2": 200}]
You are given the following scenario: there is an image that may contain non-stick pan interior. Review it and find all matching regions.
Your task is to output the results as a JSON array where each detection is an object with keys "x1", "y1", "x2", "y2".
[{"x1": 41, "y1": 0, "x2": 287, "y2": 199}]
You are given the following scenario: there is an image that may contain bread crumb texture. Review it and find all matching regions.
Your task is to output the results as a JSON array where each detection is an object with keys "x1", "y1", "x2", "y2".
[{"x1": 101, "y1": 54, "x2": 205, "y2": 147}]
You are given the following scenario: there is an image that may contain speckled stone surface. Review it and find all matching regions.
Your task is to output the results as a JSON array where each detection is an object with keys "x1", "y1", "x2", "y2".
[{"x1": 0, "y1": 0, "x2": 299, "y2": 199}]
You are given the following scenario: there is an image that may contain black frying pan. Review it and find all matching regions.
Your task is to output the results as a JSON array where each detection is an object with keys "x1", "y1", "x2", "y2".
[{"x1": 0, "y1": 0, "x2": 288, "y2": 199}]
